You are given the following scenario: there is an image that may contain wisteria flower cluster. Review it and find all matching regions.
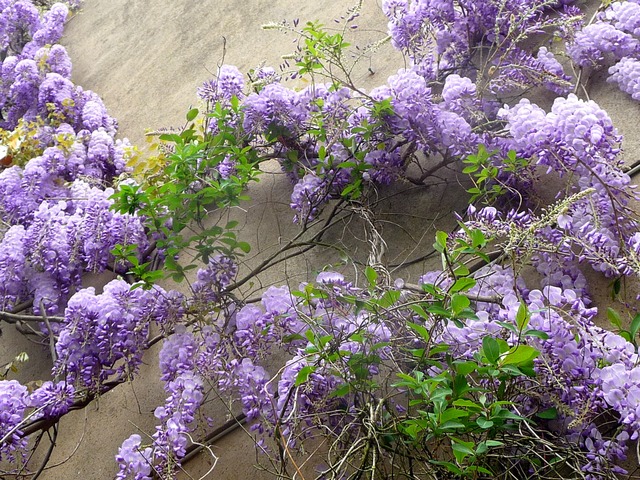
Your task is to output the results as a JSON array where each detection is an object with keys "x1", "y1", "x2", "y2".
[
  {"x1": 53, "y1": 279, "x2": 177, "y2": 390},
  {"x1": 496, "y1": 92, "x2": 637, "y2": 277},
  {"x1": 382, "y1": 0, "x2": 579, "y2": 92},
  {"x1": 568, "y1": 0, "x2": 640, "y2": 100},
  {"x1": 0, "y1": 2, "x2": 164, "y2": 469},
  {"x1": 0, "y1": 180, "x2": 149, "y2": 314},
  {"x1": 0, "y1": 0, "x2": 143, "y2": 316}
]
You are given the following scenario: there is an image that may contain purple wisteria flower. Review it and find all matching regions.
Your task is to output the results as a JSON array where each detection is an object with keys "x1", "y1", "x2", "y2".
[
  {"x1": 568, "y1": 15, "x2": 640, "y2": 68},
  {"x1": 192, "y1": 254, "x2": 237, "y2": 304},
  {"x1": 216, "y1": 155, "x2": 236, "y2": 179},
  {"x1": 232, "y1": 358, "x2": 273, "y2": 426},
  {"x1": 242, "y1": 82, "x2": 309, "y2": 137},
  {"x1": 0, "y1": 225, "x2": 27, "y2": 310},
  {"x1": 290, "y1": 173, "x2": 327, "y2": 223},
  {"x1": 197, "y1": 64, "x2": 245, "y2": 103},
  {"x1": 0, "y1": 379, "x2": 29, "y2": 462},
  {"x1": 363, "y1": 149, "x2": 403, "y2": 184},
  {"x1": 608, "y1": 56, "x2": 640, "y2": 100},
  {"x1": 54, "y1": 279, "x2": 160, "y2": 389},
  {"x1": 115, "y1": 434, "x2": 153, "y2": 480},
  {"x1": 29, "y1": 380, "x2": 75, "y2": 419},
  {"x1": 159, "y1": 326, "x2": 199, "y2": 382},
  {"x1": 152, "y1": 372, "x2": 204, "y2": 468},
  {"x1": 34, "y1": 43, "x2": 72, "y2": 78},
  {"x1": 0, "y1": 1, "x2": 40, "y2": 55}
]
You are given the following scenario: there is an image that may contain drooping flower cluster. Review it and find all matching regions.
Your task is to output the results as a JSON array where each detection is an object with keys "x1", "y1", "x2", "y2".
[
  {"x1": 0, "y1": 2, "x2": 78, "y2": 58},
  {"x1": 382, "y1": 0, "x2": 579, "y2": 92},
  {"x1": 1, "y1": 3, "x2": 112, "y2": 133},
  {"x1": 151, "y1": 372, "x2": 204, "y2": 471},
  {"x1": 608, "y1": 55, "x2": 640, "y2": 100},
  {"x1": 116, "y1": 371, "x2": 205, "y2": 479},
  {"x1": 497, "y1": 93, "x2": 637, "y2": 276},
  {"x1": 191, "y1": 254, "x2": 238, "y2": 305},
  {"x1": 0, "y1": 180, "x2": 148, "y2": 314},
  {"x1": 197, "y1": 64, "x2": 245, "y2": 104},
  {"x1": 568, "y1": 0, "x2": 640, "y2": 100},
  {"x1": 28, "y1": 380, "x2": 75, "y2": 419},
  {"x1": 53, "y1": 280, "x2": 170, "y2": 390},
  {"x1": 0, "y1": 1, "x2": 140, "y2": 317},
  {"x1": 0, "y1": 224, "x2": 27, "y2": 310},
  {"x1": 0, "y1": 377, "x2": 79, "y2": 464},
  {"x1": 115, "y1": 434, "x2": 153, "y2": 480},
  {"x1": 0, "y1": 379, "x2": 29, "y2": 463}
]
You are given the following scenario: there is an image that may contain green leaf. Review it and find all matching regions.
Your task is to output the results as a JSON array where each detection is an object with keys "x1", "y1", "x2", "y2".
[
  {"x1": 630, "y1": 313, "x2": 640, "y2": 339},
  {"x1": 454, "y1": 361, "x2": 477, "y2": 376},
  {"x1": 453, "y1": 264, "x2": 470, "y2": 277},
  {"x1": 429, "y1": 460, "x2": 463, "y2": 476},
  {"x1": 378, "y1": 290, "x2": 401, "y2": 308},
  {"x1": 408, "y1": 322, "x2": 430, "y2": 343},
  {"x1": 330, "y1": 383, "x2": 351, "y2": 398},
  {"x1": 523, "y1": 329, "x2": 549, "y2": 340},
  {"x1": 452, "y1": 398, "x2": 482, "y2": 410},
  {"x1": 451, "y1": 437, "x2": 475, "y2": 463},
  {"x1": 450, "y1": 294, "x2": 470, "y2": 315},
  {"x1": 434, "y1": 231, "x2": 448, "y2": 253},
  {"x1": 450, "y1": 277, "x2": 476, "y2": 293},
  {"x1": 421, "y1": 283, "x2": 443, "y2": 298},
  {"x1": 426, "y1": 304, "x2": 451, "y2": 318},
  {"x1": 476, "y1": 417, "x2": 494, "y2": 429},
  {"x1": 482, "y1": 336, "x2": 500, "y2": 364},
  {"x1": 515, "y1": 302, "x2": 530, "y2": 332},
  {"x1": 496, "y1": 338, "x2": 510, "y2": 354},
  {"x1": 493, "y1": 408, "x2": 525, "y2": 421},
  {"x1": 237, "y1": 241, "x2": 251, "y2": 253},
  {"x1": 439, "y1": 408, "x2": 469, "y2": 426},
  {"x1": 485, "y1": 440, "x2": 504, "y2": 448},
  {"x1": 439, "y1": 421, "x2": 467, "y2": 431},
  {"x1": 469, "y1": 229, "x2": 486, "y2": 248},
  {"x1": 501, "y1": 345, "x2": 539, "y2": 366},
  {"x1": 410, "y1": 304, "x2": 430, "y2": 321},
  {"x1": 536, "y1": 407, "x2": 558, "y2": 420},
  {"x1": 452, "y1": 374, "x2": 470, "y2": 398},
  {"x1": 186, "y1": 107, "x2": 199, "y2": 122},
  {"x1": 230, "y1": 94, "x2": 239, "y2": 110},
  {"x1": 607, "y1": 307, "x2": 622, "y2": 329},
  {"x1": 159, "y1": 133, "x2": 182, "y2": 144},
  {"x1": 364, "y1": 266, "x2": 378, "y2": 287},
  {"x1": 394, "y1": 372, "x2": 417, "y2": 385},
  {"x1": 496, "y1": 320, "x2": 517, "y2": 333},
  {"x1": 225, "y1": 220, "x2": 239, "y2": 229},
  {"x1": 282, "y1": 333, "x2": 306, "y2": 343},
  {"x1": 295, "y1": 365, "x2": 316, "y2": 386}
]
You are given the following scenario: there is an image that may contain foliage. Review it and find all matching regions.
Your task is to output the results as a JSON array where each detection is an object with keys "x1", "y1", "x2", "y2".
[{"x1": 110, "y1": 103, "x2": 259, "y2": 285}]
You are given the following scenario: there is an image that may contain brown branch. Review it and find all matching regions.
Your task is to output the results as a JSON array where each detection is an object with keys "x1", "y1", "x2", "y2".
[{"x1": 0, "y1": 311, "x2": 64, "y2": 324}]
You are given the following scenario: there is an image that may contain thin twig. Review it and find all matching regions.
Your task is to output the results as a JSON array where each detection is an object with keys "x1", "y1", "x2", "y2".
[{"x1": 31, "y1": 424, "x2": 58, "y2": 480}]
